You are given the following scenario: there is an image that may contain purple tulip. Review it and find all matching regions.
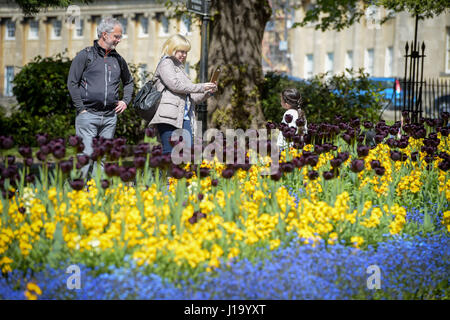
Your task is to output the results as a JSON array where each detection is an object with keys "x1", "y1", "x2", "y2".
[
  {"x1": 330, "y1": 158, "x2": 343, "y2": 168},
  {"x1": 370, "y1": 160, "x2": 381, "y2": 169},
  {"x1": 270, "y1": 169, "x2": 283, "y2": 181},
  {"x1": 284, "y1": 114, "x2": 293, "y2": 124},
  {"x1": 0, "y1": 136, "x2": 13, "y2": 150},
  {"x1": 101, "y1": 179, "x2": 110, "y2": 189},
  {"x1": 170, "y1": 166, "x2": 185, "y2": 179},
  {"x1": 199, "y1": 167, "x2": 210, "y2": 178},
  {"x1": 390, "y1": 150, "x2": 402, "y2": 161},
  {"x1": 281, "y1": 162, "x2": 294, "y2": 173},
  {"x1": 307, "y1": 170, "x2": 319, "y2": 180},
  {"x1": 185, "y1": 171, "x2": 194, "y2": 179},
  {"x1": 134, "y1": 156, "x2": 146, "y2": 169},
  {"x1": 374, "y1": 134, "x2": 385, "y2": 144},
  {"x1": 68, "y1": 135, "x2": 81, "y2": 147},
  {"x1": 350, "y1": 159, "x2": 365, "y2": 173},
  {"x1": 24, "y1": 158, "x2": 33, "y2": 167},
  {"x1": 314, "y1": 145, "x2": 324, "y2": 155},
  {"x1": 151, "y1": 146, "x2": 163, "y2": 157},
  {"x1": 69, "y1": 179, "x2": 85, "y2": 191},
  {"x1": 104, "y1": 163, "x2": 119, "y2": 177},
  {"x1": 323, "y1": 170, "x2": 334, "y2": 180},
  {"x1": 357, "y1": 145, "x2": 370, "y2": 158},
  {"x1": 149, "y1": 156, "x2": 161, "y2": 168},
  {"x1": 145, "y1": 127, "x2": 156, "y2": 138},
  {"x1": 438, "y1": 160, "x2": 449, "y2": 172},
  {"x1": 222, "y1": 168, "x2": 235, "y2": 179},
  {"x1": 296, "y1": 118, "x2": 305, "y2": 127},
  {"x1": 363, "y1": 121, "x2": 373, "y2": 129},
  {"x1": 19, "y1": 146, "x2": 32, "y2": 158},
  {"x1": 26, "y1": 174, "x2": 35, "y2": 184},
  {"x1": 306, "y1": 155, "x2": 319, "y2": 167},
  {"x1": 188, "y1": 211, "x2": 207, "y2": 224},
  {"x1": 338, "y1": 152, "x2": 350, "y2": 162},
  {"x1": 211, "y1": 178, "x2": 219, "y2": 187},
  {"x1": 114, "y1": 137, "x2": 127, "y2": 147},
  {"x1": 6, "y1": 155, "x2": 15, "y2": 165},
  {"x1": 36, "y1": 150, "x2": 46, "y2": 162},
  {"x1": 424, "y1": 155, "x2": 434, "y2": 164},
  {"x1": 59, "y1": 160, "x2": 73, "y2": 174},
  {"x1": 53, "y1": 144, "x2": 66, "y2": 159},
  {"x1": 40, "y1": 144, "x2": 50, "y2": 155},
  {"x1": 77, "y1": 155, "x2": 89, "y2": 166},
  {"x1": 342, "y1": 134, "x2": 352, "y2": 144},
  {"x1": 35, "y1": 133, "x2": 48, "y2": 146},
  {"x1": 374, "y1": 166, "x2": 386, "y2": 176},
  {"x1": 90, "y1": 148, "x2": 101, "y2": 161}
]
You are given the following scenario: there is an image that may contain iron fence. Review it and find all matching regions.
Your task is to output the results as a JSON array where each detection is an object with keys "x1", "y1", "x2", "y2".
[{"x1": 388, "y1": 77, "x2": 450, "y2": 122}]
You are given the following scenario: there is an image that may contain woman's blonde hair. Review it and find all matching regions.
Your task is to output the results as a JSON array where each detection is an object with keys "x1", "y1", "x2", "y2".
[{"x1": 161, "y1": 34, "x2": 191, "y2": 56}]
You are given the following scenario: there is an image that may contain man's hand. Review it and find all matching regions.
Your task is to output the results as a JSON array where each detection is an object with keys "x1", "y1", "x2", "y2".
[{"x1": 115, "y1": 101, "x2": 127, "y2": 114}]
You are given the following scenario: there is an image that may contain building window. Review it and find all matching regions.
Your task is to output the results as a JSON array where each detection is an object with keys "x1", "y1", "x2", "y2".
[
  {"x1": 180, "y1": 15, "x2": 191, "y2": 35},
  {"x1": 385, "y1": 46, "x2": 393, "y2": 77},
  {"x1": 159, "y1": 14, "x2": 170, "y2": 36},
  {"x1": 4, "y1": 66, "x2": 14, "y2": 97},
  {"x1": 52, "y1": 19, "x2": 62, "y2": 38},
  {"x1": 74, "y1": 19, "x2": 84, "y2": 38},
  {"x1": 446, "y1": 27, "x2": 450, "y2": 73},
  {"x1": 185, "y1": 62, "x2": 190, "y2": 76},
  {"x1": 325, "y1": 52, "x2": 334, "y2": 75},
  {"x1": 345, "y1": 50, "x2": 354, "y2": 73},
  {"x1": 28, "y1": 20, "x2": 39, "y2": 39},
  {"x1": 118, "y1": 16, "x2": 128, "y2": 37},
  {"x1": 139, "y1": 16, "x2": 149, "y2": 36},
  {"x1": 365, "y1": 48, "x2": 374, "y2": 76},
  {"x1": 304, "y1": 54, "x2": 314, "y2": 79},
  {"x1": 5, "y1": 19, "x2": 15, "y2": 40}
]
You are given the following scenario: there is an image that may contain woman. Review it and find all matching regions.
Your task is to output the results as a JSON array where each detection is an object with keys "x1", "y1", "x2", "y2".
[
  {"x1": 150, "y1": 34, "x2": 217, "y2": 154},
  {"x1": 276, "y1": 88, "x2": 308, "y2": 149}
]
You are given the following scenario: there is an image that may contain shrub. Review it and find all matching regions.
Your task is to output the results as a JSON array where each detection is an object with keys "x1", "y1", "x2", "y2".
[
  {"x1": 261, "y1": 69, "x2": 384, "y2": 124},
  {"x1": 12, "y1": 52, "x2": 72, "y2": 117},
  {"x1": 4, "y1": 51, "x2": 149, "y2": 146}
]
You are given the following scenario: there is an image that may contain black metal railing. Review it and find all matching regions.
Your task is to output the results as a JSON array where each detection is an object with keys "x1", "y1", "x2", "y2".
[{"x1": 389, "y1": 77, "x2": 450, "y2": 121}]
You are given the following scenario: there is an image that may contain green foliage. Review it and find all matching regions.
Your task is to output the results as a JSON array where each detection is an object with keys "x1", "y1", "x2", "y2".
[
  {"x1": 260, "y1": 69, "x2": 383, "y2": 124},
  {"x1": 295, "y1": 0, "x2": 450, "y2": 31},
  {"x1": 4, "y1": 51, "x2": 149, "y2": 146},
  {"x1": 13, "y1": 0, "x2": 93, "y2": 15},
  {"x1": 13, "y1": 52, "x2": 72, "y2": 117},
  {"x1": 115, "y1": 63, "x2": 150, "y2": 145},
  {"x1": 0, "y1": 110, "x2": 75, "y2": 146}
]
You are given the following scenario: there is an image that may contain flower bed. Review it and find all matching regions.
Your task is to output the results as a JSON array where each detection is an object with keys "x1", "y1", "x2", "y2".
[{"x1": 0, "y1": 115, "x2": 449, "y2": 299}]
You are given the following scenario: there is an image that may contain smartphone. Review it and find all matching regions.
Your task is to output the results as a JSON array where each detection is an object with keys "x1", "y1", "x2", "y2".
[{"x1": 210, "y1": 67, "x2": 221, "y2": 83}]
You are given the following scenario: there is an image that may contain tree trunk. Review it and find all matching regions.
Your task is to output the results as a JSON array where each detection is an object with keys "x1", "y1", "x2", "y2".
[{"x1": 206, "y1": 0, "x2": 271, "y2": 130}]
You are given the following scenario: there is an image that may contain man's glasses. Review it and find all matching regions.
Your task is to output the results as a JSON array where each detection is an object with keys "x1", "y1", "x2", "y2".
[{"x1": 107, "y1": 33, "x2": 122, "y2": 40}]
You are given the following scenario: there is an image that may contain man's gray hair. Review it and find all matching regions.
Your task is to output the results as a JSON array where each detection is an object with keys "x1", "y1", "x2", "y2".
[{"x1": 97, "y1": 17, "x2": 122, "y2": 38}]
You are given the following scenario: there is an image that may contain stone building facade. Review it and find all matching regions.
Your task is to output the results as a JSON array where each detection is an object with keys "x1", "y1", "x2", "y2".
[
  {"x1": 289, "y1": 8, "x2": 450, "y2": 80},
  {"x1": 0, "y1": 0, "x2": 201, "y2": 107},
  {"x1": 0, "y1": 0, "x2": 449, "y2": 109}
]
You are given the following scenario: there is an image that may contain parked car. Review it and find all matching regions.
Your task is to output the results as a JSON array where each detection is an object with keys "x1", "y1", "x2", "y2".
[{"x1": 434, "y1": 94, "x2": 450, "y2": 115}]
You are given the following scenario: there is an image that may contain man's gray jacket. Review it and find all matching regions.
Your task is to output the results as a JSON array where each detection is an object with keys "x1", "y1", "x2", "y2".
[{"x1": 67, "y1": 40, "x2": 134, "y2": 116}]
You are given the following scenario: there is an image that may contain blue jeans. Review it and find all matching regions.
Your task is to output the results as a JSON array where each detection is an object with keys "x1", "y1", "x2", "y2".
[{"x1": 157, "y1": 120, "x2": 192, "y2": 155}]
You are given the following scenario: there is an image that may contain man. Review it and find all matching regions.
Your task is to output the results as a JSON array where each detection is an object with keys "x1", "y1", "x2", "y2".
[{"x1": 67, "y1": 17, "x2": 133, "y2": 180}]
